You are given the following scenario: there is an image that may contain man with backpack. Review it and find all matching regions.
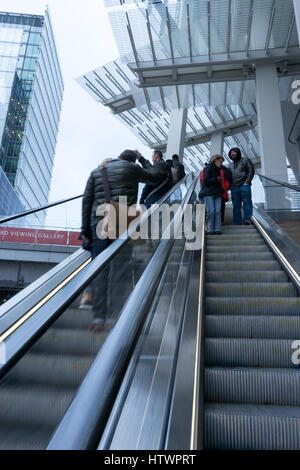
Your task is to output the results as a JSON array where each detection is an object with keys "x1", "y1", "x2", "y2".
[{"x1": 172, "y1": 154, "x2": 186, "y2": 181}]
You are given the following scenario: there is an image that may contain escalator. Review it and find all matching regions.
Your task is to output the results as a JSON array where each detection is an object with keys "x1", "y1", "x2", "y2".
[
  {"x1": 0, "y1": 172, "x2": 300, "y2": 450},
  {"x1": 0, "y1": 174, "x2": 197, "y2": 450},
  {"x1": 89, "y1": 208, "x2": 300, "y2": 451},
  {"x1": 205, "y1": 223, "x2": 300, "y2": 450}
]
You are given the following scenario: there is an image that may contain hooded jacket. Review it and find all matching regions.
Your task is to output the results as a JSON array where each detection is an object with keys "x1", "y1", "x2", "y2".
[
  {"x1": 81, "y1": 157, "x2": 160, "y2": 239},
  {"x1": 228, "y1": 147, "x2": 255, "y2": 188},
  {"x1": 172, "y1": 158, "x2": 186, "y2": 180}
]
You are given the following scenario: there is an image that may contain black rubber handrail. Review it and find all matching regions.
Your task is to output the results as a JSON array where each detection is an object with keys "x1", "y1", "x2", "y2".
[
  {"x1": 0, "y1": 194, "x2": 84, "y2": 225},
  {"x1": 258, "y1": 174, "x2": 300, "y2": 193},
  {"x1": 47, "y1": 175, "x2": 199, "y2": 450}
]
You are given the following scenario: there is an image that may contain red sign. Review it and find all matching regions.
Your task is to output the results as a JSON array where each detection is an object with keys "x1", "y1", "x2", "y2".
[
  {"x1": 0, "y1": 227, "x2": 81, "y2": 246},
  {"x1": 68, "y1": 231, "x2": 82, "y2": 247},
  {"x1": 36, "y1": 229, "x2": 68, "y2": 245}
]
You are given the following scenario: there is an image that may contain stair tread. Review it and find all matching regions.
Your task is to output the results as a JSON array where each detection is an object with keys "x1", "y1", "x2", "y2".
[
  {"x1": 205, "y1": 403, "x2": 300, "y2": 418},
  {"x1": 206, "y1": 366, "x2": 300, "y2": 374}
]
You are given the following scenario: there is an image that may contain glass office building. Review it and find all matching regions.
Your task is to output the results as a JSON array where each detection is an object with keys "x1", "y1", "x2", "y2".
[
  {"x1": 0, "y1": 167, "x2": 24, "y2": 217},
  {"x1": 0, "y1": 9, "x2": 64, "y2": 221}
]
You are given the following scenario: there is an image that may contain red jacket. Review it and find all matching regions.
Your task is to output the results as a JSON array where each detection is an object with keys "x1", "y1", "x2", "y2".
[{"x1": 200, "y1": 168, "x2": 230, "y2": 201}]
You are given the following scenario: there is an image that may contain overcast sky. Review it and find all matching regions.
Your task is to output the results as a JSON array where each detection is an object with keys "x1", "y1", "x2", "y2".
[{"x1": 1, "y1": 0, "x2": 151, "y2": 228}]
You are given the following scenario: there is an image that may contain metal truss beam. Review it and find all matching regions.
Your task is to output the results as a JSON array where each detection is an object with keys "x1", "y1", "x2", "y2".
[
  {"x1": 128, "y1": 48, "x2": 300, "y2": 87},
  {"x1": 153, "y1": 114, "x2": 257, "y2": 152}
]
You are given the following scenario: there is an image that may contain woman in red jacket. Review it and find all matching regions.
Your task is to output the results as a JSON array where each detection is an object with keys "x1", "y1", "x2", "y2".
[{"x1": 200, "y1": 163, "x2": 232, "y2": 223}]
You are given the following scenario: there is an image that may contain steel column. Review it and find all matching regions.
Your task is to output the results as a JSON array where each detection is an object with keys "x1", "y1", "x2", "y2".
[
  {"x1": 256, "y1": 63, "x2": 289, "y2": 209},
  {"x1": 166, "y1": 108, "x2": 187, "y2": 162},
  {"x1": 210, "y1": 131, "x2": 224, "y2": 158}
]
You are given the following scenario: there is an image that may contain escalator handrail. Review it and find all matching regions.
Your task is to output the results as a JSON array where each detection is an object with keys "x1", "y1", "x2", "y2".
[
  {"x1": 0, "y1": 175, "x2": 194, "y2": 377},
  {"x1": 0, "y1": 174, "x2": 193, "y2": 323},
  {"x1": 0, "y1": 194, "x2": 84, "y2": 225},
  {"x1": 47, "y1": 174, "x2": 200, "y2": 450},
  {"x1": 258, "y1": 174, "x2": 300, "y2": 193}
]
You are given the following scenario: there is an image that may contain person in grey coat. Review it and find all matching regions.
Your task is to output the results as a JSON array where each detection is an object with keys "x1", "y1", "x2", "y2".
[{"x1": 228, "y1": 147, "x2": 255, "y2": 225}]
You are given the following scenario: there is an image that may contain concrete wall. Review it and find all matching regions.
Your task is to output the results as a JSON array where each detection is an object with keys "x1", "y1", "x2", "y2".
[{"x1": 0, "y1": 242, "x2": 78, "y2": 289}]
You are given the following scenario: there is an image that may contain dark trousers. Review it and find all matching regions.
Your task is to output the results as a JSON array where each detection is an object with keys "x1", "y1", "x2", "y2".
[
  {"x1": 90, "y1": 226, "x2": 133, "y2": 321},
  {"x1": 221, "y1": 198, "x2": 226, "y2": 223},
  {"x1": 231, "y1": 184, "x2": 253, "y2": 225}
]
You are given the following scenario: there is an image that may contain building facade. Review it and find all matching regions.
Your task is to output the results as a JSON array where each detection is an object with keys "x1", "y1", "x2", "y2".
[{"x1": 0, "y1": 9, "x2": 64, "y2": 221}]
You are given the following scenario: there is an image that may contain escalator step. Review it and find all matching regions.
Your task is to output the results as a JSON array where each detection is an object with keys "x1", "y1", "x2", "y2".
[
  {"x1": 205, "y1": 338, "x2": 300, "y2": 368},
  {"x1": 205, "y1": 283, "x2": 296, "y2": 298},
  {"x1": 206, "y1": 240, "x2": 265, "y2": 247},
  {"x1": 0, "y1": 386, "x2": 73, "y2": 428},
  {"x1": 206, "y1": 261, "x2": 281, "y2": 271},
  {"x1": 0, "y1": 426, "x2": 52, "y2": 450},
  {"x1": 222, "y1": 225, "x2": 256, "y2": 230},
  {"x1": 205, "y1": 367, "x2": 300, "y2": 406},
  {"x1": 207, "y1": 236, "x2": 261, "y2": 242},
  {"x1": 206, "y1": 253, "x2": 274, "y2": 261},
  {"x1": 206, "y1": 271, "x2": 287, "y2": 283},
  {"x1": 31, "y1": 327, "x2": 107, "y2": 356},
  {"x1": 205, "y1": 403, "x2": 300, "y2": 450},
  {"x1": 6, "y1": 353, "x2": 94, "y2": 388},
  {"x1": 206, "y1": 297, "x2": 300, "y2": 315},
  {"x1": 205, "y1": 315, "x2": 300, "y2": 339},
  {"x1": 206, "y1": 246, "x2": 269, "y2": 254},
  {"x1": 53, "y1": 309, "x2": 94, "y2": 330}
]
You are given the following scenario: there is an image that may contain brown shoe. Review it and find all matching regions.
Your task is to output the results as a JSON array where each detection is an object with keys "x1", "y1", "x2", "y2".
[{"x1": 245, "y1": 221, "x2": 252, "y2": 226}]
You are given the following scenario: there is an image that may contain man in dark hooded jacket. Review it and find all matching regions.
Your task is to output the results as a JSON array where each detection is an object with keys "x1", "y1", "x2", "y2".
[{"x1": 228, "y1": 147, "x2": 255, "y2": 225}]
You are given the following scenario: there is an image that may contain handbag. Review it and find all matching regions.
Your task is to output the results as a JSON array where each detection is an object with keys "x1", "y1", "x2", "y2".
[{"x1": 99, "y1": 165, "x2": 142, "y2": 240}]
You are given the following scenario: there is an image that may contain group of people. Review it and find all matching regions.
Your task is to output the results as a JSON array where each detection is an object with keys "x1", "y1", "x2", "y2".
[
  {"x1": 200, "y1": 147, "x2": 255, "y2": 235},
  {"x1": 80, "y1": 145, "x2": 254, "y2": 330}
]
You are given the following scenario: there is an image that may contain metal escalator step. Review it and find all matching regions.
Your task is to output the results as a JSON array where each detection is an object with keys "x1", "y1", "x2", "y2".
[
  {"x1": 222, "y1": 225, "x2": 256, "y2": 229},
  {"x1": 206, "y1": 231, "x2": 263, "y2": 243},
  {"x1": 206, "y1": 297, "x2": 300, "y2": 315},
  {"x1": 206, "y1": 261, "x2": 281, "y2": 271},
  {"x1": 31, "y1": 327, "x2": 107, "y2": 356},
  {"x1": 53, "y1": 309, "x2": 94, "y2": 330},
  {"x1": 0, "y1": 425, "x2": 52, "y2": 450},
  {"x1": 205, "y1": 367, "x2": 300, "y2": 406},
  {"x1": 206, "y1": 246, "x2": 270, "y2": 254},
  {"x1": 205, "y1": 283, "x2": 296, "y2": 297},
  {"x1": 206, "y1": 239, "x2": 265, "y2": 247},
  {"x1": 206, "y1": 253, "x2": 274, "y2": 261},
  {"x1": 206, "y1": 315, "x2": 300, "y2": 339},
  {"x1": 205, "y1": 338, "x2": 300, "y2": 368},
  {"x1": 221, "y1": 229, "x2": 257, "y2": 234},
  {"x1": 205, "y1": 403, "x2": 300, "y2": 450},
  {"x1": 206, "y1": 271, "x2": 287, "y2": 283},
  {"x1": 6, "y1": 353, "x2": 94, "y2": 388},
  {"x1": 0, "y1": 386, "x2": 73, "y2": 428}
]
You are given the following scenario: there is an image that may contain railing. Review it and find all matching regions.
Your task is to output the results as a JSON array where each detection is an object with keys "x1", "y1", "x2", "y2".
[
  {"x1": 0, "y1": 194, "x2": 84, "y2": 225},
  {"x1": 47, "y1": 174, "x2": 199, "y2": 450},
  {"x1": 0, "y1": 174, "x2": 194, "y2": 379},
  {"x1": 258, "y1": 174, "x2": 300, "y2": 193}
]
